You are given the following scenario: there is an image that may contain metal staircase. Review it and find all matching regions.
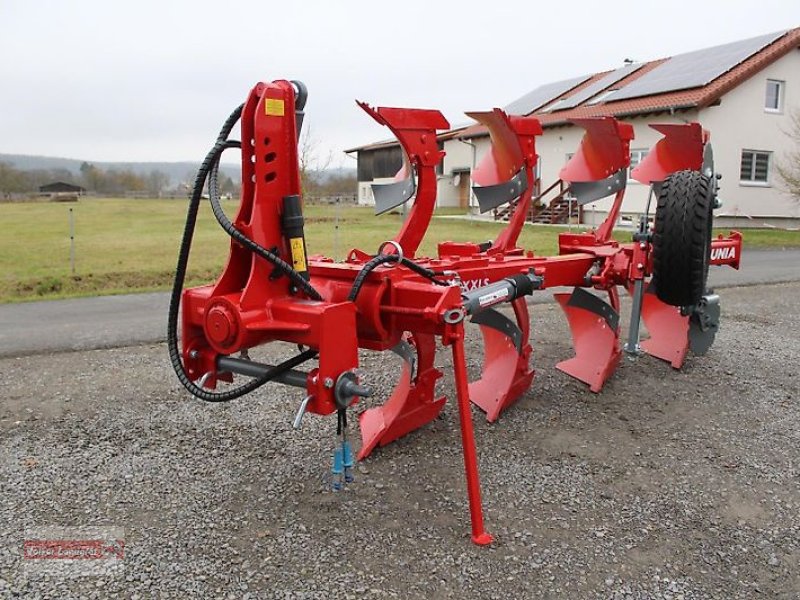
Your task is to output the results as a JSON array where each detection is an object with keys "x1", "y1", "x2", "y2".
[{"x1": 493, "y1": 179, "x2": 575, "y2": 225}]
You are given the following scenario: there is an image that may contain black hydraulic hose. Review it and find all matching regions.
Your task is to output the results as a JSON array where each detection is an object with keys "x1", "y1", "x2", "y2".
[
  {"x1": 167, "y1": 104, "x2": 318, "y2": 402},
  {"x1": 347, "y1": 253, "x2": 449, "y2": 302},
  {"x1": 207, "y1": 142, "x2": 322, "y2": 301}
]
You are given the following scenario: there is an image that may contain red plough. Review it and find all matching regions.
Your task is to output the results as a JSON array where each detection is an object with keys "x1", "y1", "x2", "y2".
[{"x1": 168, "y1": 79, "x2": 742, "y2": 545}]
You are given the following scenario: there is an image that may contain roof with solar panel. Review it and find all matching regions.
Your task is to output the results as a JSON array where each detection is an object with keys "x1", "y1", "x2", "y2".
[
  {"x1": 347, "y1": 27, "x2": 799, "y2": 152},
  {"x1": 498, "y1": 28, "x2": 799, "y2": 127}
]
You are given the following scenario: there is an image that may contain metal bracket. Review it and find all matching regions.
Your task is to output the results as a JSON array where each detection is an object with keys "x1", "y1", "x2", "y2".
[
  {"x1": 624, "y1": 279, "x2": 646, "y2": 356},
  {"x1": 443, "y1": 308, "x2": 466, "y2": 324},
  {"x1": 688, "y1": 293, "x2": 720, "y2": 355}
]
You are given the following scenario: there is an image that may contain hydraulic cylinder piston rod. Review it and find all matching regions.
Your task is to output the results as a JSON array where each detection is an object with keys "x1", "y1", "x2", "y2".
[{"x1": 460, "y1": 273, "x2": 544, "y2": 316}]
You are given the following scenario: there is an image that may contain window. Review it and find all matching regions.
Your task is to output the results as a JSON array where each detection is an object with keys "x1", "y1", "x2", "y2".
[
  {"x1": 740, "y1": 150, "x2": 771, "y2": 184},
  {"x1": 628, "y1": 149, "x2": 649, "y2": 179},
  {"x1": 765, "y1": 79, "x2": 784, "y2": 112}
]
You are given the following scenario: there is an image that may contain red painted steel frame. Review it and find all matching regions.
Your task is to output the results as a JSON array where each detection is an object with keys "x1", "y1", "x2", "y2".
[
  {"x1": 357, "y1": 102, "x2": 449, "y2": 258},
  {"x1": 180, "y1": 82, "x2": 743, "y2": 546},
  {"x1": 449, "y1": 330, "x2": 494, "y2": 545}
]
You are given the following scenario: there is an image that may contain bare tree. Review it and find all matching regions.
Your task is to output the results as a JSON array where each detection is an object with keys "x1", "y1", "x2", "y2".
[
  {"x1": 146, "y1": 169, "x2": 170, "y2": 198},
  {"x1": 777, "y1": 108, "x2": 800, "y2": 201},
  {"x1": 0, "y1": 162, "x2": 28, "y2": 197},
  {"x1": 298, "y1": 125, "x2": 333, "y2": 196}
]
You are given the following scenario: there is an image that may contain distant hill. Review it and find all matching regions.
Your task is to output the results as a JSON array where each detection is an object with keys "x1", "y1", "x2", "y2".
[
  {"x1": 0, "y1": 153, "x2": 240, "y2": 187},
  {"x1": 0, "y1": 153, "x2": 355, "y2": 187},
  {"x1": 314, "y1": 167, "x2": 357, "y2": 182}
]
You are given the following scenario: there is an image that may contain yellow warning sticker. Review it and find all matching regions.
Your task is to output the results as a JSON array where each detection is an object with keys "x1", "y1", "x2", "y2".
[
  {"x1": 265, "y1": 98, "x2": 285, "y2": 117},
  {"x1": 289, "y1": 237, "x2": 307, "y2": 272}
]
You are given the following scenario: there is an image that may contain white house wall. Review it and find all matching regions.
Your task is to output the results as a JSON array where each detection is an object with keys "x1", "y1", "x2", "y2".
[
  {"x1": 698, "y1": 48, "x2": 800, "y2": 223},
  {"x1": 437, "y1": 137, "x2": 491, "y2": 208}
]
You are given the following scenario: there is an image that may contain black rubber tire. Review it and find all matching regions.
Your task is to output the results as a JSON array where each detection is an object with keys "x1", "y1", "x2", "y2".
[{"x1": 651, "y1": 170, "x2": 714, "y2": 307}]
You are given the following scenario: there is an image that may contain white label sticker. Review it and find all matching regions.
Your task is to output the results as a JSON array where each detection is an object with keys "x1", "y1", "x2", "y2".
[{"x1": 478, "y1": 288, "x2": 509, "y2": 307}]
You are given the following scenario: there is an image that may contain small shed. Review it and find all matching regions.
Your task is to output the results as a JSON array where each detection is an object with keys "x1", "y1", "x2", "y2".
[{"x1": 39, "y1": 182, "x2": 86, "y2": 195}]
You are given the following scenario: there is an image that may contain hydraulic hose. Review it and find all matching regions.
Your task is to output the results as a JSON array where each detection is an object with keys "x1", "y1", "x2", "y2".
[
  {"x1": 347, "y1": 253, "x2": 448, "y2": 302},
  {"x1": 207, "y1": 141, "x2": 322, "y2": 301},
  {"x1": 167, "y1": 104, "x2": 319, "y2": 402}
]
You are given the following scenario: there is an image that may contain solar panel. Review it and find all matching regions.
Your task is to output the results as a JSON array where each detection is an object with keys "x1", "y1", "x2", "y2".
[
  {"x1": 556, "y1": 63, "x2": 644, "y2": 110},
  {"x1": 504, "y1": 74, "x2": 590, "y2": 115},
  {"x1": 609, "y1": 30, "x2": 787, "y2": 102}
]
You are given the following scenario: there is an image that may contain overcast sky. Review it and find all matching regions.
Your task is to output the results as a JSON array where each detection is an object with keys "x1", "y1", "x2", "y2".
[{"x1": 1, "y1": 0, "x2": 798, "y2": 167}]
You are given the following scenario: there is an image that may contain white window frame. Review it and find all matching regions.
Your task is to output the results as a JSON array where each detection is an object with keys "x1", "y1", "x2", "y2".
[
  {"x1": 765, "y1": 79, "x2": 784, "y2": 113},
  {"x1": 739, "y1": 149, "x2": 772, "y2": 187}
]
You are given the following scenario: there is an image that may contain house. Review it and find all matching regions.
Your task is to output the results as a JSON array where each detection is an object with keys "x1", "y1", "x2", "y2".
[{"x1": 348, "y1": 28, "x2": 800, "y2": 228}]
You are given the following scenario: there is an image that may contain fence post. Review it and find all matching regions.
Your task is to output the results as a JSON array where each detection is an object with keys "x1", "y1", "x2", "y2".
[
  {"x1": 334, "y1": 197, "x2": 340, "y2": 260},
  {"x1": 69, "y1": 207, "x2": 75, "y2": 275}
]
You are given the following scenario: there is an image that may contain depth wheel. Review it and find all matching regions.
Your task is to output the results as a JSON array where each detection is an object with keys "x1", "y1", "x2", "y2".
[{"x1": 652, "y1": 170, "x2": 714, "y2": 307}]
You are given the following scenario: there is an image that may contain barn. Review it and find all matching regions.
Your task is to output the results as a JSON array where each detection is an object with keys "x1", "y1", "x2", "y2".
[{"x1": 39, "y1": 182, "x2": 86, "y2": 195}]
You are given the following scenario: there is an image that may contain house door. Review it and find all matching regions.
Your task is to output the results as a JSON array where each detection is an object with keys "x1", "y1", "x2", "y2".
[{"x1": 458, "y1": 172, "x2": 470, "y2": 209}]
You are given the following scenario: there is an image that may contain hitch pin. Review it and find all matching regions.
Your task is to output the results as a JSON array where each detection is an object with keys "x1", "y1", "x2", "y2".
[
  {"x1": 292, "y1": 395, "x2": 313, "y2": 429},
  {"x1": 442, "y1": 270, "x2": 461, "y2": 287}
]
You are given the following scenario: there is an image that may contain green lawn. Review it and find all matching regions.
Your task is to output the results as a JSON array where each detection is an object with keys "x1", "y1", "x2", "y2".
[{"x1": 1, "y1": 198, "x2": 797, "y2": 302}]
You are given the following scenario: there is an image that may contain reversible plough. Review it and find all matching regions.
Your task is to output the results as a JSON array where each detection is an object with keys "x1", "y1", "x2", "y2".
[{"x1": 168, "y1": 79, "x2": 742, "y2": 545}]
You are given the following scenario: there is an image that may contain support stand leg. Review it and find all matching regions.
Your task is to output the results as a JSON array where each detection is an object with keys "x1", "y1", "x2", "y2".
[
  {"x1": 624, "y1": 278, "x2": 645, "y2": 356},
  {"x1": 451, "y1": 333, "x2": 493, "y2": 546}
]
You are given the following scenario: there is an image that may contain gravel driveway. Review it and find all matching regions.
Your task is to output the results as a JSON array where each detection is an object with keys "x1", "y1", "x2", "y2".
[{"x1": 1, "y1": 282, "x2": 798, "y2": 599}]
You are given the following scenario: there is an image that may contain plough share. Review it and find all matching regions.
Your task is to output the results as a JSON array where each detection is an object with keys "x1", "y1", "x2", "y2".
[{"x1": 168, "y1": 79, "x2": 742, "y2": 545}]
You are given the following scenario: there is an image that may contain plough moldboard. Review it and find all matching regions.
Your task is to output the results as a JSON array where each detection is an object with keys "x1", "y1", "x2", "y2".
[{"x1": 168, "y1": 79, "x2": 742, "y2": 545}]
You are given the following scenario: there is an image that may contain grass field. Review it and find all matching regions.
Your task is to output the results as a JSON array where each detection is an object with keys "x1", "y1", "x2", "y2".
[{"x1": 1, "y1": 197, "x2": 798, "y2": 303}]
